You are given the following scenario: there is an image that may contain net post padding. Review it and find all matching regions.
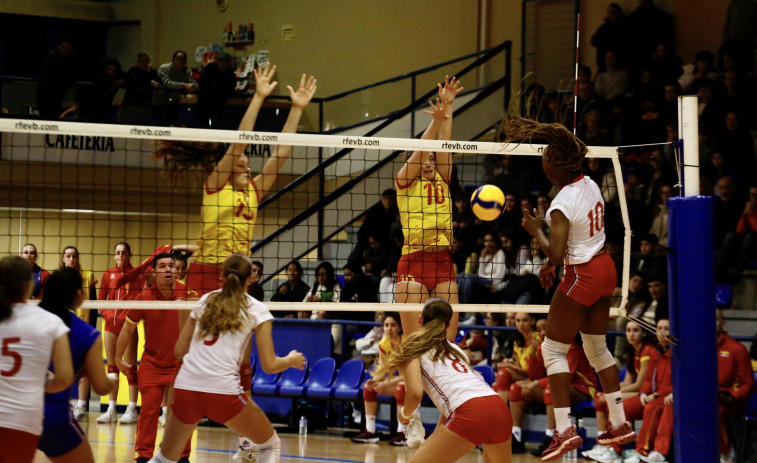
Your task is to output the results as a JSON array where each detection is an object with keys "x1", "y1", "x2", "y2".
[{"x1": 667, "y1": 196, "x2": 718, "y2": 462}]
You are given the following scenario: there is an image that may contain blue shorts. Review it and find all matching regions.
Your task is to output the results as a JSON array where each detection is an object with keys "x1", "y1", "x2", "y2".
[{"x1": 37, "y1": 419, "x2": 86, "y2": 457}]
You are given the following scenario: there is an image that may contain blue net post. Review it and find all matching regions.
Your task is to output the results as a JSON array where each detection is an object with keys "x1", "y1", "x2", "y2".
[{"x1": 667, "y1": 195, "x2": 718, "y2": 462}]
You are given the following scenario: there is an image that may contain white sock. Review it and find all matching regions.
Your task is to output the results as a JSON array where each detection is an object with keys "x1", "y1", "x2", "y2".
[
  {"x1": 151, "y1": 449, "x2": 177, "y2": 463},
  {"x1": 605, "y1": 391, "x2": 627, "y2": 427},
  {"x1": 109, "y1": 400, "x2": 117, "y2": 411},
  {"x1": 256, "y1": 432, "x2": 281, "y2": 463},
  {"x1": 555, "y1": 407, "x2": 572, "y2": 433},
  {"x1": 77, "y1": 400, "x2": 86, "y2": 409},
  {"x1": 366, "y1": 415, "x2": 376, "y2": 433},
  {"x1": 239, "y1": 435, "x2": 255, "y2": 447},
  {"x1": 512, "y1": 426, "x2": 522, "y2": 441},
  {"x1": 545, "y1": 428, "x2": 554, "y2": 437},
  {"x1": 127, "y1": 401, "x2": 137, "y2": 410},
  {"x1": 162, "y1": 406, "x2": 168, "y2": 416},
  {"x1": 397, "y1": 423, "x2": 407, "y2": 432}
]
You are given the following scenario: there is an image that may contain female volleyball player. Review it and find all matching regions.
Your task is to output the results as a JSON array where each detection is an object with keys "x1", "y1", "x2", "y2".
[
  {"x1": 147, "y1": 254, "x2": 306, "y2": 463},
  {"x1": 37, "y1": 267, "x2": 118, "y2": 463},
  {"x1": 0, "y1": 256, "x2": 73, "y2": 463},
  {"x1": 97, "y1": 242, "x2": 143, "y2": 424},
  {"x1": 377, "y1": 298, "x2": 512, "y2": 463},
  {"x1": 508, "y1": 116, "x2": 635, "y2": 460},
  {"x1": 351, "y1": 312, "x2": 406, "y2": 445},
  {"x1": 153, "y1": 63, "x2": 317, "y2": 300},
  {"x1": 394, "y1": 75, "x2": 463, "y2": 340}
]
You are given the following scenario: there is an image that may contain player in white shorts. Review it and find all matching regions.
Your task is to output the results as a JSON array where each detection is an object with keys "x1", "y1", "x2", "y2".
[
  {"x1": 0, "y1": 256, "x2": 74, "y2": 463},
  {"x1": 147, "y1": 254, "x2": 306, "y2": 463},
  {"x1": 376, "y1": 298, "x2": 512, "y2": 463}
]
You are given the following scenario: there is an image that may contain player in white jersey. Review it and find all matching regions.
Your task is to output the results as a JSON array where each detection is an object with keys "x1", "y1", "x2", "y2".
[
  {"x1": 506, "y1": 116, "x2": 635, "y2": 461},
  {"x1": 147, "y1": 254, "x2": 306, "y2": 463},
  {"x1": 376, "y1": 298, "x2": 512, "y2": 463},
  {"x1": 0, "y1": 256, "x2": 73, "y2": 463}
]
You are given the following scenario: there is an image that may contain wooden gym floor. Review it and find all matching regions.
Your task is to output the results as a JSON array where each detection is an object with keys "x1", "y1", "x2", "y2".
[{"x1": 31, "y1": 411, "x2": 546, "y2": 462}]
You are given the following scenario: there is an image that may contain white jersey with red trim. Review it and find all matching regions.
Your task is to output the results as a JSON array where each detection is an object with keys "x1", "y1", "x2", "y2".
[
  {"x1": 545, "y1": 175, "x2": 606, "y2": 265},
  {"x1": 0, "y1": 303, "x2": 69, "y2": 434},
  {"x1": 174, "y1": 291, "x2": 273, "y2": 395},
  {"x1": 419, "y1": 342, "x2": 497, "y2": 418}
]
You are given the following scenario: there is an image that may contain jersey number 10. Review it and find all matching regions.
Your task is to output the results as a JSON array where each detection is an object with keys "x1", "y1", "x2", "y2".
[{"x1": 587, "y1": 202, "x2": 605, "y2": 237}]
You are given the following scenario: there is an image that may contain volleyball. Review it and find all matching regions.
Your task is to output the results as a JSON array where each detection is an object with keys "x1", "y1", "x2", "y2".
[{"x1": 470, "y1": 184, "x2": 505, "y2": 221}]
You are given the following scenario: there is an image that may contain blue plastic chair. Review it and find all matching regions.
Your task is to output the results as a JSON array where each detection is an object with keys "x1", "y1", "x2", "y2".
[
  {"x1": 280, "y1": 357, "x2": 335, "y2": 397},
  {"x1": 267, "y1": 361, "x2": 308, "y2": 396},
  {"x1": 473, "y1": 364, "x2": 495, "y2": 386},
  {"x1": 250, "y1": 366, "x2": 279, "y2": 396},
  {"x1": 310, "y1": 358, "x2": 364, "y2": 400}
]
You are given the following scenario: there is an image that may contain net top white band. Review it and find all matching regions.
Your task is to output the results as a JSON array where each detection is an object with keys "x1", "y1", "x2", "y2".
[{"x1": 0, "y1": 118, "x2": 620, "y2": 158}]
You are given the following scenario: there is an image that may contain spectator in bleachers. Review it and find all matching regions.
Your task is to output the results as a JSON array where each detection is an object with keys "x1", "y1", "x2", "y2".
[
  {"x1": 120, "y1": 51, "x2": 161, "y2": 124},
  {"x1": 714, "y1": 111, "x2": 756, "y2": 185},
  {"x1": 611, "y1": 319, "x2": 674, "y2": 463},
  {"x1": 648, "y1": 183, "x2": 674, "y2": 247},
  {"x1": 459, "y1": 232, "x2": 506, "y2": 304},
  {"x1": 716, "y1": 309, "x2": 755, "y2": 462},
  {"x1": 714, "y1": 176, "x2": 744, "y2": 250},
  {"x1": 658, "y1": 81, "x2": 681, "y2": 125},
  {"x1": 349, "y1": 189, "x2": 399, "y2": 266},
  {"x1": 340, "y1": 263, "x2": 377, "y2": 305},
  {"x1": 722, "y1": 70, "x2": 756, "y2": 129},
  {"x1": 696, "y1": 78, "x2": 728, "y2": 132},
  {"x1": 20, "y1": 243, "x2": 49, "y2": 299},
  {"x1": 586, "y1": 158, "x2": 619, "y2": 208},
  {"x1": 487, "y1": 154, "x2": 530, "y2": 199},
  {"x1": 363, "y1": 234, "x2": 390, "y2": 284},
  {"x1": 590, "y1": 3, "x2": 630, "y2": 70},
  {"x1": 579, "y1": 110, "x2": 613, "y2": 147},
  {"x1": 247, "y1": 260, "x2": 264, "y2": 301},
  {"x1": 157, "y1": 50, "x2": 198, "y2": 125},
  {"x1": 641, "y1": 276, "x2": 669, "y2": 327},
  {"x1": 456, "y1": 329, "x2": 488, "y2": 365},
  {"x1": 36, "y1": 37, "x2": 78, "y2": 120},
  {"x1": 703, "y1": 152, "x2": 733, "y2": 191},
  {"x1": 586, "y1": 319, "x2": 656, "y2": 461},
  {"x1": 351, "y1": 312, "x2": 407, "y2": 446},
  {"x1": 679, "y1": 49, "x2": 719, "y2": 94},
  {"x1": 614, "y1": 272, "x2": 652, "y2": 364},
  {"x1": 566, "y1": 82, "x2": 612, "y2": 134},
  {"x1": 495, "y1": 191, "x2": 524, "y2": 241},
  {"x1": 484, "y1": 312, "x2": 511, "y2": 364},
  {"x1": 595, "y1": 51, "x2": 629, "y2": 103},
  {"x1": 627, "y1": 0, "x2": 673, "y2": 79},
  {"x1": 352, "y1": 311, "x2": 386, "y2": 368},
  {"x1": 452, "y1": 190, "x2": 477, "y2": 244},
  {"x1": 271, "y1": 261, "x2": 310, "y2": 317},
  {"x1": 196, "y1": 52, "x2": 236, "y2": 128},
  {"x1": 303, "y1": 261, "x2": 343, "y2": 359},
  {"x1": 718, "y1": 184, "x2": 757, "y2": 277}
]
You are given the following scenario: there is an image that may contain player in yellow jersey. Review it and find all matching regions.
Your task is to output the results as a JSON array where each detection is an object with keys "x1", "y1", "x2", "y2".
[
  {"x1": 395, "y1": 76, "x2": 462, "y2": 342},
  {"x1": 153, "y1": 63, "x2": 317, "y2": 300}
]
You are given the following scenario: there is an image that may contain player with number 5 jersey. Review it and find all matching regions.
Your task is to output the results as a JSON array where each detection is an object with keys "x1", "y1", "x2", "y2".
[
  {"x1": 510, "y1": 113, "x2": 634, "y2": 461},
  {"x1": 376, "y1": 298, "x2": 512, "y2": 463}
]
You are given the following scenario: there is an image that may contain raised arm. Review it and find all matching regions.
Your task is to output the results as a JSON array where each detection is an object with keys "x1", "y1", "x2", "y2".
[
  {"x1": 435, "y1": 76, "x2": 463, "y2": 182},
  {"x1": 207, "y1": 64, "x2": 280, "y2": 192},
  {"x1": 254, "y1": 320, "x2": 306, "y2": 373},
  {"x1": 253, "y1": 73, "x2": 317, "y2": 197},
  {"x1": 396, "y1": 99, "x2": 448, "y2": 186}
]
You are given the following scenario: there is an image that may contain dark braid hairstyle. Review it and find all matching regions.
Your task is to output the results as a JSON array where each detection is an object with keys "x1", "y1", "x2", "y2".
[{"x1": 153, "y1": 141, "x2": 228, "y2": 184}]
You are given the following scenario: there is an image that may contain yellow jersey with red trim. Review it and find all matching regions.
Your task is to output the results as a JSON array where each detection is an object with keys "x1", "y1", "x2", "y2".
[
  {"x1": 193, "y1": 180, "x2": 260, "y2": 265},
  {"x1": 396, "y1": 172, "x2": 452, "y2": 255}
]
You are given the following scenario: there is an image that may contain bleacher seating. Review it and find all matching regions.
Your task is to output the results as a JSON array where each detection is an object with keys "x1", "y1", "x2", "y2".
[{"x1": 279, "y1": 357, "x2": 336, "y2": 397}]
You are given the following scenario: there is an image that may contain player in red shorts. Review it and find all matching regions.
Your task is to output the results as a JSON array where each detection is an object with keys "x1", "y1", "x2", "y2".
[
  {"x1": 97, "y1": 242, "x2": 144, "y2": 424},
  {"x1": 146, "y1": 254, "x2": 305, "y2": 463},
  {"x1": 509, "y1": 115, "x2": 635, "y2": 460},
  {"x1": 115, "y1": 253, "x2": 191, "y2": 463},
  {"x1": 376, "y1": 298, "x2": 512, "y2": 463}
]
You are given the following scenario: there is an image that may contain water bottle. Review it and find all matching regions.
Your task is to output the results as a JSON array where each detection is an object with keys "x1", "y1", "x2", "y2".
[
  {"x1": 577, "y1": 418, "x2": 588, "y2": 450},
  {"x1": 298, "y1": 415, "x2": 308, "y2": 437},
  {"x1": 563, "y1": 448, "x2": 577, "y2": 460}
]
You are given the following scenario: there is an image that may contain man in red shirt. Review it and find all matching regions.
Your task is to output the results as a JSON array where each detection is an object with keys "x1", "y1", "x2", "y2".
[
  {"x1": 115, "y1": 253, "x2": 191, "y2": 463},
  {"x1": 97, "y1": 242, "x2": 144, "y2": 424},
  {"x1": 716, "y1": 309, "x2": 754, "y2": 460}
]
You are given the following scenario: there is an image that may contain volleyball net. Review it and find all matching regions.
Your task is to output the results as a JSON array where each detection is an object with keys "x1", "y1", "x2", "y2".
[{"x1": 0, "y1": 117, "x2": 630, "y2": 316}]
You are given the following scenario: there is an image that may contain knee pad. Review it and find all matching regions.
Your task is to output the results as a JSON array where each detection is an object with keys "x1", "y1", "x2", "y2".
[
  {"x1": 541, "y1": 337, "x2": 571, "y2": 376},
  {"x1": 543, "y1": 386, "x2": 553, "y2": 406},
  {"x1": 581, "y1": 333, "x2": 616, "y2": 372},
  {"x1": 363, "y1": 387, "x2": 377, "y2": 402},
  {"x1": 495, "y1": 368, "x2": 512, "y2": 390},
  {"x1": 509, "y1": 382, "x2": 523, "y2": 403},
  {"x1": 125, "y1": 369, "x2": 138, "y2": 386},
  {"x1": 394, "y1": 383, "x2": 405, "y2": 406},
  {"x1": 107, "y1": 364, "x2": 119, "y2": 375},
  {"x1": 239, "y1": 364, "x2": 253, "y2": 390},
  {"x1": 256, "y1": 432, "x2": 281, "y2": 463}
]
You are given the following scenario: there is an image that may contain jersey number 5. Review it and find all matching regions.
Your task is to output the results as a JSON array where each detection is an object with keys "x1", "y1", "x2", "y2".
[
  {"x1": 587, "y1": 202, "x2": 604, "y2": 237},
  {"x1": 1, "y1": 337, "x2": 22, "y2": 377}
]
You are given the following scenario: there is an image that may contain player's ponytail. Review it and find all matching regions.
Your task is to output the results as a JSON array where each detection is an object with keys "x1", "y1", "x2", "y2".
[
  {"x1": 197, "y1": 254, "x2": 252, "y2": 339},
  {"x1": 154, "y1": 140, "x2": 226, "y2": 185},
  {"x1": 376, "y1": 298, "x2": 469, "y2": 377},
  {"x1": 0, "y1": 256, "x2": 33, "y2": 323}
]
